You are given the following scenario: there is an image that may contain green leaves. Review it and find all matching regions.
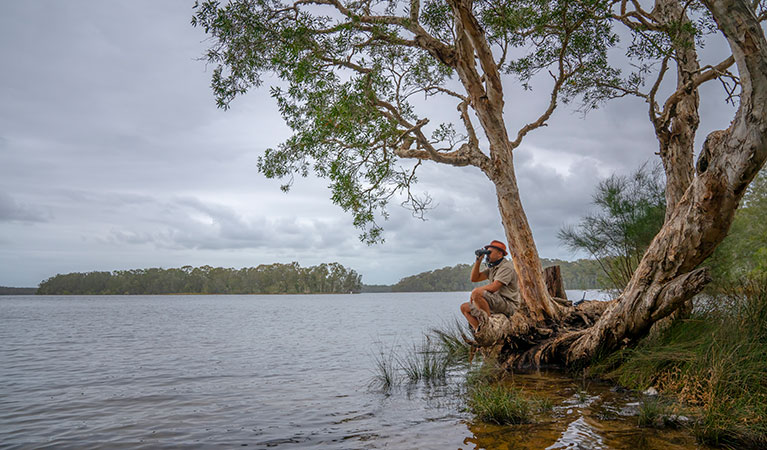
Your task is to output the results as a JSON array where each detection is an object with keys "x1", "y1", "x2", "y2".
[
  {"x1": 706, "y1": 166, "x2": 767, "y2": 281},
  {"x1": 559, "y1": 162, "x2": 666, "y2": 290},
  {"x1": 192, "y1": 0, "x2": 627, "y2": 241}
]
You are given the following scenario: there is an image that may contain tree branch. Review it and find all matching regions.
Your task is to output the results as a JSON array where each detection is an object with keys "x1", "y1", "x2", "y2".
[
  {"x1": 510, "y1": 27, "x2": 575, "y2": 148},
  {"x1": 657, "y1": 55, "x2": 736, "y2": 126},
  {"x1": 451, "y1": 0, "x2": 504, "y2": 105}
]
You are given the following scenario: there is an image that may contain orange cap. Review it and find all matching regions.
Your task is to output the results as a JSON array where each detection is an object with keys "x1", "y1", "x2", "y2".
[{"x1": 484, "y1": 240, "x2": 507, "y2": 256}]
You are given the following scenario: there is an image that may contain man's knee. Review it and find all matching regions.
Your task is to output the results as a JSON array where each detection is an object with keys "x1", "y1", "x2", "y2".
[{"x1": 460, "y1": 302, "x2": 471, "y2": 314}]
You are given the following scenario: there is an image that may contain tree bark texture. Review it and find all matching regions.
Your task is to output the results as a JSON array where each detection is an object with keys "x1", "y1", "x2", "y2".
[
  {"x1": 562, "y1": 0, "x2": 767, "y2": 365},
  {"x1": 544, "y1": 266, "x2": 567, "y2": 300},
  {"x1": 447, "y1": 0, "x2": 561, "y2": 322},
  {"x1": 494, "y1": 169, "x2": 562, "y2": 321},
  {"x1": 653, "y1": 0, "x2": 701, "y2": 222},
  {"x1": 466, "y1": 0, "x2": 767, "y2": 369}
]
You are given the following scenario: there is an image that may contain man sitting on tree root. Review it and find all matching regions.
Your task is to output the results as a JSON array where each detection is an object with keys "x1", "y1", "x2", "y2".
[{"x1": 460, "y1": 240, "x2": 522, "y2": 332}]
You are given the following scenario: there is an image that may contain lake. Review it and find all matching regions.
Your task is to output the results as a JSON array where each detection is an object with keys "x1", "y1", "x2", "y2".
[{"x1": 0, "y1": 292, "x2": 708, "y2": 449}]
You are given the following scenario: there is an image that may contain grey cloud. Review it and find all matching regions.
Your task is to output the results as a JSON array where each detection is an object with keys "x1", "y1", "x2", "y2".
[
  {"x1": 0, "y1": 1, "x2": 742, "y2": 288},
  {"x1": 0, "y1": 192, "x2": 49, "y2": 223},
  {"x1": 99, "y1": 194, "x2": 357, "y2": 253}
]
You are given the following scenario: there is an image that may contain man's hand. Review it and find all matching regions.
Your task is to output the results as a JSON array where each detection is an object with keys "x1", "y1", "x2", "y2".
[{"x1": 470, "y1": 257, "x2": 489, "y2": 283}]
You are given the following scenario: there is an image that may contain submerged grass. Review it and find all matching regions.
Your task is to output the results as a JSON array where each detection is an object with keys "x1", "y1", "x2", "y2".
[
  {"x1": 636, "y1": 396, "x2": 686, "y2": 428},
  {"x1": 398, "y1": 339, "x2": 449, "y2": 383},
  {"x1": 464, "y1": 359, "x2": 552, "y2": 425},
  {"x1": 590, "y1": 276, "x2": 767, "y2": 448},
  {"x1": 370, "y1": 346, "x2": 398, "y2": 391},
  {"x1": 467, "y1": 381, "x2": 552, "y2": 425},
  {"x1": 370, "y1": 319, "x2": 474, "y2": 389}
]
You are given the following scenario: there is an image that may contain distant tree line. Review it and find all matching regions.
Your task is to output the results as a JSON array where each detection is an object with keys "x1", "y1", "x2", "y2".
[
  {"x1": 362, "y1": 258, "x2": 603, "y2": 293},
  {"x1": 36, "y1": 262, "x2": 362, "y2": 295},
  {"x1": 0, "y1": 286, "x2": 37, "y2": 295}
]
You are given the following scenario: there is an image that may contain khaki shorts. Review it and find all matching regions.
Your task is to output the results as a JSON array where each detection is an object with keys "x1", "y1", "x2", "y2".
[{"x1": 482, "y1": 290, "x2": 516, "y2": 316}]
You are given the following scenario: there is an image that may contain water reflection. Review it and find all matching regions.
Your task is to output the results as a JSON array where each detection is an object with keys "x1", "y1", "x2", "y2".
[
  {"x1": 459, "y1": 371, "x2": 711, "y2": 450},
  {"x1": 547, "y1": 417, "x2": 606, "y2": 449}
]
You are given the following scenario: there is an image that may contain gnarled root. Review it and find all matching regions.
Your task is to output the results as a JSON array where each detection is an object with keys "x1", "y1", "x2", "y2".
[{"x1": 466, "y1": 299, "x2": 615, "y2": 369}]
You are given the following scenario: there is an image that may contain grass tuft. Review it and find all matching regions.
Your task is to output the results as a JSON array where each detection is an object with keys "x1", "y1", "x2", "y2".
[
  {"x1": 591, "y1": 276, "x2": 767, "y2": 448},
  {"x1": 399, "y1": 338, "x2": 449, "y2": 383},
  {"x1": 637, "y1": 397, "x2": 684, "y2": 428},
  {"x1": 370, "y1": 345, "x2": 399, "y2": 390},
  {"x1": 428, "y1": 319, "x2": 474, "y2": 365},
  {"x1": 467, "y1": 382, "x2": 551, "y2": 425}
]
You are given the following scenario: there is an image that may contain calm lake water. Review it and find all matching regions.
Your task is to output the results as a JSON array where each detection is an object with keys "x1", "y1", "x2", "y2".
[{"x1": 0, "y1": 292, "x2": 708, "y2": 449}]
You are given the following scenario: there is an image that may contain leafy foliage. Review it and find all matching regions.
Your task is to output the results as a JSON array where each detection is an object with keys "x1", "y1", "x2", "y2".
[
  {"x1": 705, "y1": 165, "x2": 767, "y2": 282},
  {"x1": 36, "y1": 262, "x2": 362, "y2": 295},
  {"x1": 192, "y1": 0, "x2": 618, "y2": 242},
  {"x1": 559, "y1": 163, "x2": 666, "y2": 290}
]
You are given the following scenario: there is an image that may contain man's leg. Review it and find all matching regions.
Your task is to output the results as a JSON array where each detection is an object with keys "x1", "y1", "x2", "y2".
[
  {"x1": 470, "y1": 289, "x2": 492, "y2": 316},
  {"x1": 460, "y1": 302, "x2": 479, "y2": 330}
]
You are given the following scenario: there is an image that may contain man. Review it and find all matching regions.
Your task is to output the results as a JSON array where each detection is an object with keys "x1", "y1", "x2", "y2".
[{"x1": 460, "y1": 240, "x2": 522, "y2": 331}]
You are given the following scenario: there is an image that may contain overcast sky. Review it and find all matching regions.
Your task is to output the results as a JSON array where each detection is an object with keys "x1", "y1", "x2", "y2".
[{"x1": 0, "y1": 1, "x2": 737, "y2": 287}]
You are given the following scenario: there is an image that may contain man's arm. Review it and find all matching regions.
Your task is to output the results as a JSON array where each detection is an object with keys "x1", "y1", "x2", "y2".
[
  {"x1": 481, "y1": 280, "x2": 504, "y2": 293},
  {"x1": 470, "y1": 257, "x2": 488, "y2": 282}
]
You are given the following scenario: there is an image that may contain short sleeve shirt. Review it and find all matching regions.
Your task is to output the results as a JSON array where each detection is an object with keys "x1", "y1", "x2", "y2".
[{"x1": 481, "y1": 258, "x2": 521, "y2": 309}]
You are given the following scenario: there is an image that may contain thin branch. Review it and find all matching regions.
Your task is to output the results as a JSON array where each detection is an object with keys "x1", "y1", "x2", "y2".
[
  {"x1": 657, "y1": 55, "x2": 735, "y2": 125},
  {"x1": 458, "y1": 99, "x2": 480, "y2": 147},
  {"x1": 511, "y1": 26, "x2": 575, "y2": 148},
  {"x1": 648, "y1": 54, "x2": 670, "y2": 126}
]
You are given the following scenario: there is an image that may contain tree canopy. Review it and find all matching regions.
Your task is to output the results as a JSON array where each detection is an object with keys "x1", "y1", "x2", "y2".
[
  {"x1": 192, "y1": 0, "x2": 767, "y2": 367},
  {"x1": 192, "y1": 0, "x2": 617, "y2": 242}
]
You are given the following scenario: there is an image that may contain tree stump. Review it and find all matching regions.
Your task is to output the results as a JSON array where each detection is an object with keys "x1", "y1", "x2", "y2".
[{"x1": 544, "y1": 265, "x2": 567, "y2": 300}]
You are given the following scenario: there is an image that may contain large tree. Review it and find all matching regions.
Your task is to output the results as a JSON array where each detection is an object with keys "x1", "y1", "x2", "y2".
[{"x1": 193, "y1": 0, "x2": 767, "y2": 368}]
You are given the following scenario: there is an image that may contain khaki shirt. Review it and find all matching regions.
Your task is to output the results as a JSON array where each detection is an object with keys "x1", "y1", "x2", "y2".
[{"x1": 481, "y1": 258, "x2": 521, "y2": 309}]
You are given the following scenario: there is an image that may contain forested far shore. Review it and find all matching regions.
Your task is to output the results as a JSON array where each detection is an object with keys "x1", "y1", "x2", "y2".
[
  {"x1": 362, "y1": 258, "x2": 603, "y2": 293},
  {"x1": 36, "y1": 263, "x2": 362, "y2": 295},
  {"x1": 27, "y1": 258, "x2": 605, "y2": 295},
  {"x1": 0, "y1": 286, "x2": 37, "y2": 295}
]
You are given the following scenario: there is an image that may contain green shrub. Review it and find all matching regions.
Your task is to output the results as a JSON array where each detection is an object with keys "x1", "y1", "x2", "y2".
[{"x1": 467, "y1": 382, "x2": 550, "y2": 425}]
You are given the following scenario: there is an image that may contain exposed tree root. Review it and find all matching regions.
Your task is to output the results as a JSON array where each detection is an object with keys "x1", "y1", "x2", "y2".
[{"x1": 467, "y1": 299, "x2": 614, "y2": 369}]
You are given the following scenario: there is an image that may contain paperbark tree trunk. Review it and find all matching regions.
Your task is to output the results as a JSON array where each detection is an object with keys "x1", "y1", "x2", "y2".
[
  {"x1": 493, "y1": 162, "x2": 561, "y2": 322},
  {"x1": 447, "y1": 0, "x2": 561, "y2": 322},
  {"x1": 561, "y1": 0, "x2": 767, "y2": 365},
  {"x1": 653, "y1": 0, "x2": 700, "y2": 222},
  {"x1": 468, "y1": 0, "x2": 767, "y2": 369}
]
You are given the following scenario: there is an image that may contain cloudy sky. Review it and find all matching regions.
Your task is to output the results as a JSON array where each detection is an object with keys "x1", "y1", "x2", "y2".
[{"x1": 0, "y1": 1, "x2": 737, "y2": 287}]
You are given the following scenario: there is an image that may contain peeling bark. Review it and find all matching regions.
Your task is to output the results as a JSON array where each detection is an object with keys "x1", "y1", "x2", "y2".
[
  {"x1": 652, "y1": 0, "x2": 700, "y2": 222},
  {"x1": 467, "y1": 0, "x2": 767, "y2": 369},
  {"x1": 494, "y1": 168, "x2": 562, "y2": 321},
  {"x1": 445, "y1": 0, "x2": 561, "y2": 322},
  {"x1": 562, "y1": 0, "x2": 767, "y2": 366}
]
